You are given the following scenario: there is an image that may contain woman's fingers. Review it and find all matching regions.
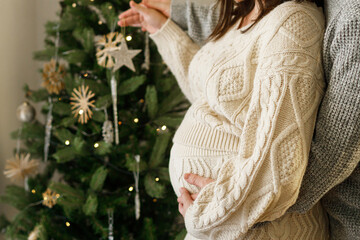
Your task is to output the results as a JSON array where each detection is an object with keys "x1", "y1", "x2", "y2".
[
  {"x1": 142, "y1": 0, "x2": 170, "y2": 17},
  {"x1": 130, "y1": 1, "x2": 149, "y2": 14},
  {"x1": 184, "y1": 173, "x2": 214, "y2": 189},
  {"x1": 118, "y1": 14, "x2": 142, "y2": 27},
  {"x1": 178, "y1": 187, "x2": 193, "y2": 217},
  {"x1": 118, "y1": 8, "x2": 137, "y2": 20}
]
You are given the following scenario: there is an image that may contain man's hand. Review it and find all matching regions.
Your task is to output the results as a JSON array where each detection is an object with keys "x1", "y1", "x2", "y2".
[
  {"x1": 177, "y1": 173, "x2": 214, "y2": 217},
  {"x1": 118, "y1": 0, "x2": 170, "y2": 31}
]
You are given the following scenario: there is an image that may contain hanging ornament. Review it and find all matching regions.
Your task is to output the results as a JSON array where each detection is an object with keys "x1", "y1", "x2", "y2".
[
  {"x1": 28, "y1": 225, "x2": 41, "y2": 240},
  {"x1": 42, "y1": 188, "x2": 59, "y2": 208},
  {"x1": 110, "y1": 75, "x2": 119, "y2": 145},
  {"x1": 42, "y1": 59, "x2": 66, "y2": 95},
  {"x1": 4, "y1": 153, "x2": 39, "y2": 182},
  {"x1": 107, "y1": 209, "x2": 114, "y2": 240},
  {"x1": 102, "y1": 120, "x2": 114, "y2": 144},
  {"x1": 43, "y1": 97, "x2": 53, "y2": 163},
  {"x1": 95, "y1": 32, "x2": 123, "y2": 69},
  {"x1": 70, "y1": 85, "x2": 96, "y2": 124},
  {"x1": 16, "y1": 101, "x2": 36, "y2": 123},
  {"x1": 108, "y1": 38, "x2": 142, "y2": 72},
  {"x1": 133, "y1": 155, "x2": 141, "y2": 220},
  {"x1": 141, "y1": 32, "x2": 150, "y2": 71}
]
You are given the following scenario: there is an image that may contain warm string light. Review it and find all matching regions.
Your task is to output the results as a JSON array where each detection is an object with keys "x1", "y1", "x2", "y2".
[
  {"x1": 153, "y1": 198, "x2": 157, "y2": 203},
  {"x1": 129, "y1": 186, "x2": 134, "y2": 192},
  {"x1": 72, "y1": 3, "x2": 76, "y2": 7},
  {"x1": 155, "y1": 177, "x2": 160, "y2": 182},
  {"x1": 65, "y1": 140, "x2": 70, "y2": 145},
  {"x1": 66, "y1": 222, "x2": 71, "y2": 227},
  {"x1": 31, "y1": 189, "x2": 36, "y2": 194},
  {"x1": 108, "y1": 5, "x2": 112, "y2": 9},
  {"x1": 79, "y1": 109, "x2": 84, "y2": 115},
  {"x1": 133, "y1": 118, "x2": 139, "y2": 123},
  {"x1": 98, "y1": 20, "x2": 103, "y2": 25},
  {"x1": 94, "y1": 142, "x2": 99, "y2": 148},
  {"x1": 157, "y1": 125, "x2": 168, "y2": 134},
  {"x1": 118, "y1": 121, "x2": 122, "y2": 125},
  {"x1": 126, "y1": 35, "x2": 132, "y2": 41}
]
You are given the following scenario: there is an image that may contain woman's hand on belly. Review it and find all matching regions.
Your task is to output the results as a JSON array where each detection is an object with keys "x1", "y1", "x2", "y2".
[{"x1": 177, "y1": 173, "x2": 214, "y2": 217}]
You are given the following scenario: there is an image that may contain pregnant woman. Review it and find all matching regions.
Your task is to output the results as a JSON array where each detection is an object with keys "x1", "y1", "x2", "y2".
[{"x1": 120, "y1": 0, "x2": 329, "y2": 239}]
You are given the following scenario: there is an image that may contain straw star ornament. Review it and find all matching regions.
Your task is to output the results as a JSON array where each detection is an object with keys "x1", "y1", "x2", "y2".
[
  {"x1": 4, "y1": 153, "x2": 39, "y2": 182},
  {"x1": 70, "y1": 85, "x2": 96, "y2": 124},
  {"x1": 42, "y1": 59, "x2": 66, "y2": 94},
  {"x1": 96, "y1": 32, "x2": 123, "y2": 69}
]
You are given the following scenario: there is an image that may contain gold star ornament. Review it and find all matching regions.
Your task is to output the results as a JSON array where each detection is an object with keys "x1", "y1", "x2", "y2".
[
  {"x1": 109, "y1": 38, "x2": 142, "y2": 72},
  {"x1": 70, "y1": 85, "x2": 96, "y2": 124},
  {"x1": 3, "y1": 153, "x2": 39, "y2": 182},
  {"x1": 42, "y1": 188, "x2": 60, "y2": 208}
]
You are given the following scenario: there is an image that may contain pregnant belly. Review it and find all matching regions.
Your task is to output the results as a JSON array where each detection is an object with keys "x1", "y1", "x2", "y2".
[{"x1": 169, "y1": 143, "x2": 237, "y2": 197}]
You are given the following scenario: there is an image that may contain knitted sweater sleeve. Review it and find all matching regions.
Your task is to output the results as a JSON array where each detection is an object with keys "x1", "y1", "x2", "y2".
[
  {"x1": 289, "y1": 6, "x2": 360, "y2": 213},
  {"x1": 170, "y1": 0, "x2": 219, "y2": 45},
  {"x1": 150, "y1": 19, "x2": 201, "y2": 103},
  {"x1": 183, "y1": 11, "x2": 325, "y2": 239}
]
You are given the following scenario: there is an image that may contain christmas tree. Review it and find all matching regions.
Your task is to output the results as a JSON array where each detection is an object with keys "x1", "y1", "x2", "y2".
[{"x1": 0, "y1": 0, "x2": 188, "y2": 239}]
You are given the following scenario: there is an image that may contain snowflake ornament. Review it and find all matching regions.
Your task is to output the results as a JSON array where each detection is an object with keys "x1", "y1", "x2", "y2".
[
  {"x1": 3, "y1": 153, "x2": 39, "y2": 182},
  {"x1": 95, "y1": 32, "x2": 123, "y2": 69},
  {"x1": 42, "y1": 59, "x2": 66, "y2": 94},
  {"x1": 42, "y1": 188, "x2": 59, "y2": 208},
  {"x1": 70, "y1": 85, "x2": 96, "y2": 124}
]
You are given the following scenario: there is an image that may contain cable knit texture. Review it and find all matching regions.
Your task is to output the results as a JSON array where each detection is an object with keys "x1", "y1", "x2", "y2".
[{"x1": 153, "y1": 2, "x2": 328, "y2": 239}]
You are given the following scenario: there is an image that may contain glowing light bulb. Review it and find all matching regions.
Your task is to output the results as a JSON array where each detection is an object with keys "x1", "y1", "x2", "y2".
[
  {"x1": 153, "y1": 198, "x2": 157, "y2": 203},
  {"x1": 94, "y1": 142, "x2": 99, "y2": 148},
  {"x1": 161, "y1": 125, "x2": 167, "y2": 131},
  {"x1": 118, "y1": 121, "x2": 122, "y2": 125},
  {"x1": 72, "y1": 3, "x2": 76, "y2": 7},
  {"x1": 98, "y1": 20, "x2": 103, "y2": 25},
  {"x1": 129, "y1": 186, "x2": 134, "y2": 192},
  {"x1": 56, "y1": 194, "x2": 60, "y2": 198},
  {"x1": 31, "y1": 189, "x2": 36, "y2": 194},
  {"x1": 134, "y1": 118, "x2": 139, "y2": 123},
  {"x1": 65, "y1": 140, "x2": 70, "y2": 145},
  {"x1": 155, "y1": 177, "x2": 160, "y2": 182},
  {"x1": 79, "y1": 109, "x2": 84, "y2": 115},
  {"x1": 126, "y1": 35, "x2": 132, "y2": 41},
  {"x1": 108, "y1": 5, "x2": 112, "y2": 9},
  {"x1": 66, "y1": 222, "x2": 71, "y2": 227}
]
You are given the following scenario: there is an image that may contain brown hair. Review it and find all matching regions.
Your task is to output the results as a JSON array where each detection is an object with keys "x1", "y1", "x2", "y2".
[{"x1": 209, "y1": 0, "x2": 323, "y2": 40}]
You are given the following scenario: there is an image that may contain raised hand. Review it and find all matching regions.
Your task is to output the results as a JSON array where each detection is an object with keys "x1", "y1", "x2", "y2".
[{"x1": 118, "y1": 1, "x2": 167, "y2": 34}]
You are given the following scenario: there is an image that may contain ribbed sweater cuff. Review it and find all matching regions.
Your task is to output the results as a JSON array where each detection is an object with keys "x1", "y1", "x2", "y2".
[{"x1": 150, "y1": 19, "x2": 186, "y2": 45}]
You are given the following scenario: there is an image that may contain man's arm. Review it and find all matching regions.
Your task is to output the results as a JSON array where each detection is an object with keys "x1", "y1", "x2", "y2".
[
  {"x1": 170, "y1": 0, "x2": 219, "y2": 45},
  {"x1": 289, "y1": 6, "x2": 360, "y2": 213}
]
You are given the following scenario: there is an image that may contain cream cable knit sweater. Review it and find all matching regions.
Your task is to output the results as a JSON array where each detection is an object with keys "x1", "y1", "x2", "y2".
[{"x1": 151, "y1": 2, "x2": 328, "y2": 239}]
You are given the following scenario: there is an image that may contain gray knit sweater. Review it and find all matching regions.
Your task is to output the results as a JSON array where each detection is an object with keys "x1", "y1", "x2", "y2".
[{"x1": 170, "y1": 0, "x2": 360, "y2": 239}]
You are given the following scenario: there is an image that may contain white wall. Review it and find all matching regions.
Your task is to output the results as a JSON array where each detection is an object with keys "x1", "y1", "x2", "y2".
[{"x1": 0, "y1": 0, "x2": 59, "y2": 238}]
